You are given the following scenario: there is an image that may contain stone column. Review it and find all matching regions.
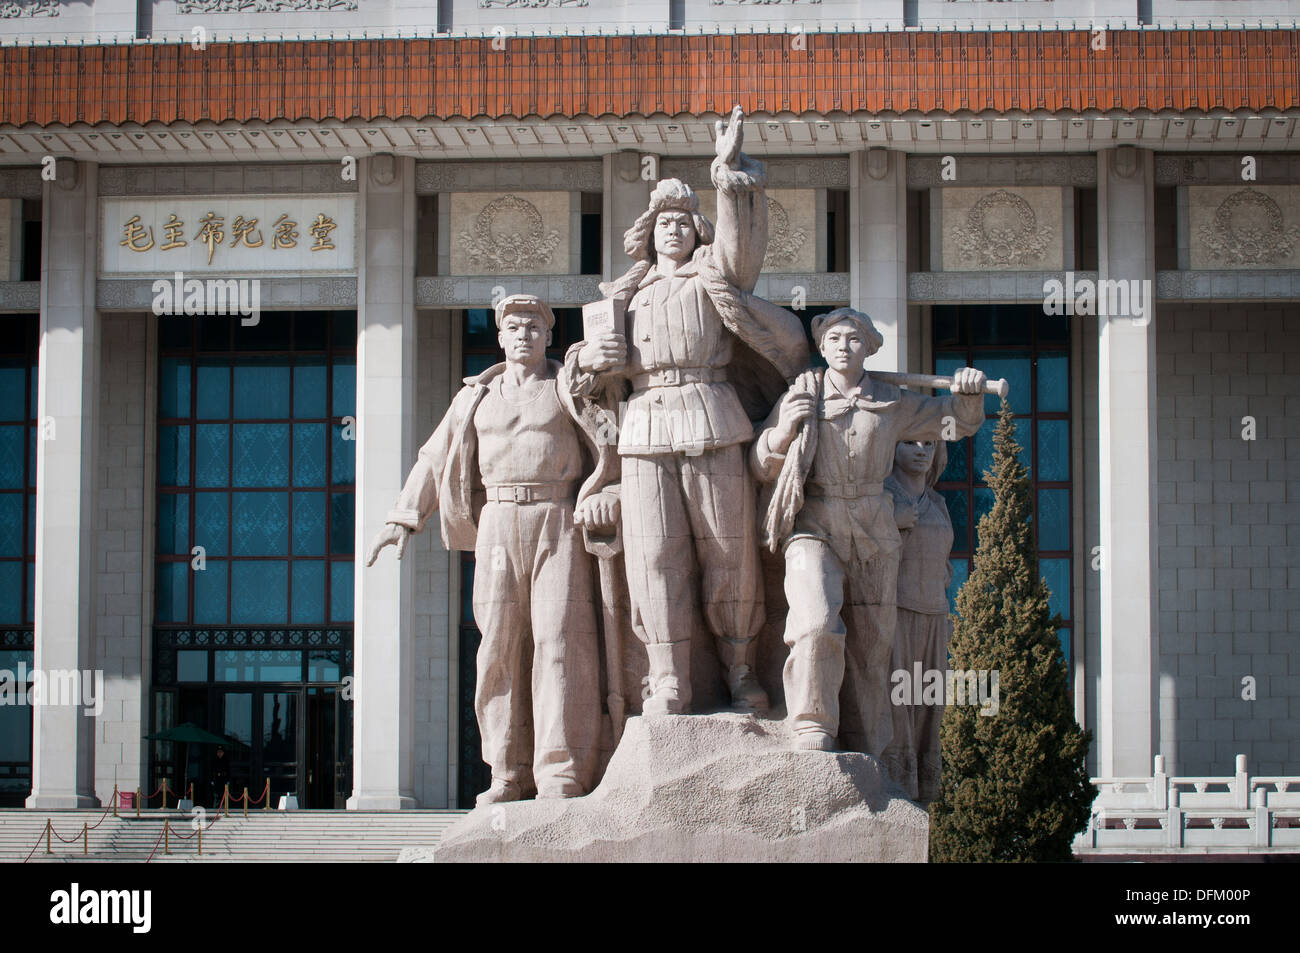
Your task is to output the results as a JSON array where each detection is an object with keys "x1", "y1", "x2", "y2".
[
  {"x1": 851, "y1": 148, "x2": 910, "y2": 372},
  {"x1": 349, "y1": 154, "x2": 418, "y2": 809},
  {"x1": 602, "y1": 151, "x2": 653, "y2": 283},
  {"x1": 1096, "y1": 146, "x2": 1158, "y2": 777},
  {"x1": 28, "y1": 159, "x2": 99, "y2": 809}
]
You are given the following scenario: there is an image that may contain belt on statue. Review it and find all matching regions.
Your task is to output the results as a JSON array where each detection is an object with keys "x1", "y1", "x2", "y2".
[
  {"x1": 483, "y1": 482, "x2": 575, "y2": 504},
  {"x1": 806, "y1": 481, "x2": 885, "y2": 499},
  {"x1": 631, "y1": 367, "x2": 727, "y2": 389}
]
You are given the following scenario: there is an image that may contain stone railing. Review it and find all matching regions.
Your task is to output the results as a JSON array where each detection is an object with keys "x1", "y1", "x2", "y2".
[{"x1": 1075, "y1": 755, "x2": 1300, "y2": 853}]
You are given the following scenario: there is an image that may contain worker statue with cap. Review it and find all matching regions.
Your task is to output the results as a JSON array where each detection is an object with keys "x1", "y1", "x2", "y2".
[
  {"x1": 751, "y1": 308, "x2": 986, "y2": 756},
  {"x1": 366, "y1": 294, "x2": 618, "y2": 806},
  {"x1": 569, "y1": 105, "x2": 809, "y2": 716}
]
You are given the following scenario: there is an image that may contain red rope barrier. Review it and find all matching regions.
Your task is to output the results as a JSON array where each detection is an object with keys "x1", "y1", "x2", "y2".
[{"x1": 144, "y1": 826, "x2": 167, "y2": 864}]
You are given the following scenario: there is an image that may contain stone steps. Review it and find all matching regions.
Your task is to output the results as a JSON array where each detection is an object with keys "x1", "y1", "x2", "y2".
[{"x1": 0, "y1": 810, "x2": 466, "y2": 863}]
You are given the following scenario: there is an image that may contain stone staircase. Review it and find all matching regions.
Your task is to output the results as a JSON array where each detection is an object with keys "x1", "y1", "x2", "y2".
[{"x1": 0, "y1": 809, "x2": 466, "y2": 863}]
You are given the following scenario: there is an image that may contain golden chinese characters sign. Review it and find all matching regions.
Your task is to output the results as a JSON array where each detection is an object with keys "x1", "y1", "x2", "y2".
[{"x1": 99, "y1": 195, "x2": 357, "y2": 276}]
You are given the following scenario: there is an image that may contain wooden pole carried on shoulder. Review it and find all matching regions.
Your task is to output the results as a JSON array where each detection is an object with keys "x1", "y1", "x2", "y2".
[{"x1": 867, "y1": 370, "x2": 1009, "y2": 398}]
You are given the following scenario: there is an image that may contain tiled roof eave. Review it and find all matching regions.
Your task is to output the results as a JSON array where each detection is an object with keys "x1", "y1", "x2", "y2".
[{"x1": 1, "y1": 30, "x2": 1296, "y2": 128}]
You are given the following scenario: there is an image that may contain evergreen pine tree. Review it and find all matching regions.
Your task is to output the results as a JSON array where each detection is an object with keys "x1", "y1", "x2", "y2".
[{"x1": 929, "y1": 399, "x2": 1094, "y2": 862}]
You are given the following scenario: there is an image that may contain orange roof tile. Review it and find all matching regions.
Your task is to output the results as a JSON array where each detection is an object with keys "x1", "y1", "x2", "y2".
[{"x1": 0, "y1": 30, "x2": 1294, "y2": 127}]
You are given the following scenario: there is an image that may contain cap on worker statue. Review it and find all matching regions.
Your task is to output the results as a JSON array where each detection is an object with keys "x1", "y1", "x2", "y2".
[
  {"x1": 494, "y1": 294, "x2": 556, "y2": 330},
  {"x1": 811, "y1": 307, "x2": 884, "y2": 354}
]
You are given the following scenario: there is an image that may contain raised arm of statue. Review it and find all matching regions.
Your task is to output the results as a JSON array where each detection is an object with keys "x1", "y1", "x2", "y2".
[
  {"x1": 709, "y1": 104, "x2": 768, "y2": 293},
  {"x1": 894, "y1": 385, "x2": 985, "y2": 445}
]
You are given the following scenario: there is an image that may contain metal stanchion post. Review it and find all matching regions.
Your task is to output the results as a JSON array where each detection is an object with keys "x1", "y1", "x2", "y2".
[
  {"x1": 82, "y1": 823, "x2": 88, "y2": 855},
  {"x1": 136, "y1": 787, "x2": 141, "y2": 819},
  {"x1": 164, "y1": 819, "x2": 171, "y2": 855},
  {"x1": 44, "y1": 819, "x2": 51, "y2": 855}
]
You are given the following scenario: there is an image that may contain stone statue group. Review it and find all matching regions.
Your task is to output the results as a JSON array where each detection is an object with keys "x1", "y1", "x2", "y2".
[{"x1": 367, "y1": 106, "x2": 993, "y2": 809}]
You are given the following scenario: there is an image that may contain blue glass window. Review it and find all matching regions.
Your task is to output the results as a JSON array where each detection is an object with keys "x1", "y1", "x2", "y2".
[
  {"x1": 0, "y1": 563, "x2": 21, "y2": 622},
  {"x1": 233, "y1": 363, "x2": 291, "y2": 419},
  {"x1": 195, "y1": 424, "x2": 229, "y2": 487},
  {"x1": 156, "y1": 313, "x2": 356, "y2": 628},
  {"x1": 232, "y1": 491, "x2": 289, "y2": 556},
  {"x1": 1037, "y1": 489, "x2": 1071, "y2": 552},
  {"x1": 1037, "y1": 352, "x2": 1069, "y2": 413},
  {"x1": 294, "y1": 362, "x2": 327, "y2": 418},
  {"x1": 331, "y1": 423, "x2": 355, "y2": 485},
  {"x1": 155, "y1": 563, "x2": 188, "y2": 624},
  {"x1": 1036, "y1": 419, "x2": 1070, "y2": 482},
  {"x1": 195, "y1": 364, "x2": 230, "y2": 419},
  {"x1": 946, "y1": 558, "x2": 969, "y2": 611},
  {"x1": 939, "y1": 436, "x2": 969, "y2": 483},
  {"x1": 157, "y1": 425, "x2": 190, "y2": 488},
  {"x1": 1041, "y1": 558, "x2": 1071, "y2": 621},
  {"x1": 194, "y1": 561, "x2": 229, "y2": 624},
  {"x1": 156, "y1": 493, "x2": 189, "y2": 556},
  {"x1": 233, "y1": 423, "x2": 290, "y2": 487},
  {"x1": 0, "y1": 494, "x2": 21, "y2": 557},
  {"x1": 934, "y1": 309, "x2": 1072, "y2": 669},
  {"x1": 292, "y1": 492, "x2": 327, "y2": 556},
  {"x1": 293, "y1": 423, "x2": 327, "y2": 486},
  {"x1": 291, "y1": 562, "x2": 325, "y2": 624},
  {"x1": 0, "y1": 425, "x2": 23, "y2": 488},
  {"x1": 941, "y1": 489, "x2": 969, "y2": 553},
  {"x1": 231, "y1": 560, "x2": 288, "y2": 623},
  {"x1": 158, "y1": 359, "x2": 191, "y2": 418},
  {"x1": 332, "y1": 361, "x2": 356, "y2": 418},
  {"x1": 331, "y1": 492, "x2": 354, "y2": 555},
  {"x1": 194, "y1": 492, "x2": 229, "y2": 556},
  {"x1": 177, "y1": 651, "x2": 208, "y2": 682},
  {"x1": 330, "y1": 562, "x2": 353, "y2": 622}
]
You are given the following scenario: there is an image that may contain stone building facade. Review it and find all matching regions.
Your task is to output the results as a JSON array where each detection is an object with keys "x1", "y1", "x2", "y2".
[{"x1": 0, "y1": 10, "x2": 1296, "y2": 810}]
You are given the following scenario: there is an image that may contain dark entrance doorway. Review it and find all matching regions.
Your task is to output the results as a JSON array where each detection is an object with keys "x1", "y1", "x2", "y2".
[{"x1": 150, "y1": 630, "x2": 354, "y2": 809}]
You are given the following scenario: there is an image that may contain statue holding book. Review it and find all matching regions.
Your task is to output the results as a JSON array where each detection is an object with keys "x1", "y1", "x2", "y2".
[{"x1": 566, "y1": 104, "x2": 810, "y2": 717}]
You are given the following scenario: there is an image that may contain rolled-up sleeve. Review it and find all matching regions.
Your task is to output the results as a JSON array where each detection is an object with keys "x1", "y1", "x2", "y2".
[
  {"x1": 749, "y1": 402, "x2": 787, "y2": 484},
  {"x1": 896, "y1": 390, "x2": 985, "y2": 444},
  {"x1": 385, "y1": 387, "x2": 471, "y2": 533},
  {"x1": 709, "y1": 155, "x2": 767, "y2": 293}
]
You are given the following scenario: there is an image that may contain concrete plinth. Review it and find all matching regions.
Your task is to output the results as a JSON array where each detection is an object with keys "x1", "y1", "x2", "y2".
[{"x1": 412, "y1": 712, "x2": 928, "y2": 863}]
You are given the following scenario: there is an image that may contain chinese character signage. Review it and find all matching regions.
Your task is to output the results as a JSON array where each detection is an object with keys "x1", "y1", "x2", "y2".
[{"x1": 100, "y1": 195, "x2": 357, "y2": 277}]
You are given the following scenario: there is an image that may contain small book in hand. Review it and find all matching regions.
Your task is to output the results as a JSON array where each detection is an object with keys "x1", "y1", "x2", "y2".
[{"x1": 582, "y1": 298, "x2": 626, "y2": 340}]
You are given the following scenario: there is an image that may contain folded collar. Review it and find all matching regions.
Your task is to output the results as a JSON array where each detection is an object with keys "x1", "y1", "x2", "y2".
[
  {"x1": 638, "y1": 249, "x2": 705, "y2": 288},
  {"x1": 819, "y1": 373, "x2": 901, "y2": 418}
]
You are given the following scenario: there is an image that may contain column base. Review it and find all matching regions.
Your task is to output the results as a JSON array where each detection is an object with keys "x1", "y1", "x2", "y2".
[
  {"x1": 347, "y1": 794, "x2": 419, "y2": 811},
  {"x1": 26, "y1": 793, "x2": 101, "y2": 809}
]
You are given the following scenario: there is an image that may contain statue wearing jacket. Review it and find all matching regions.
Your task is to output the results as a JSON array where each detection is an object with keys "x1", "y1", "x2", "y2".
[
  {"x1": 751, "y1": 308, "x2": 986, "y2": 756},
  {"x1": 365, "y1": 294, "x2": 619, "y2": 806}
]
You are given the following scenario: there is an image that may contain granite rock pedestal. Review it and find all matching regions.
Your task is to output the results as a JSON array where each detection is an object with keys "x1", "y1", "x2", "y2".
[{"x1": 411, "y1": 712, "x2": 928, "y2": 863}]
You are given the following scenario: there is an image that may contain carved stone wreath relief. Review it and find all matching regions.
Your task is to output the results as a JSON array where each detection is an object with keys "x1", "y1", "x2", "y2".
[
  {"x1": 0, "y1": 0, "x2": 58, "y2": 16},
  {"x1": 453, "y1": 193, "x2": 567, "y2": 274},
  {"x1": 1197, "y1": 188, "x2": 1300, "y2": 267},
  {"x1": 950, "y1": 189, "x2": 1054, "y2": 269}
]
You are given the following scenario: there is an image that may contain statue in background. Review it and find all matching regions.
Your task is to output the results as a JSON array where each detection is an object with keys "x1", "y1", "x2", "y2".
[
  {"x1": 751, "y1": 308, "x2": 986, "y2": 755},
  {"x1": 365, "y1": 295, "x2": 617, "y2": 806},
  {"x1": 881, "y1": 440, "x2": 953, "y2": 805},
  {"x1": 569, "y1": 105, "x2": 808, "y2": 716}
]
